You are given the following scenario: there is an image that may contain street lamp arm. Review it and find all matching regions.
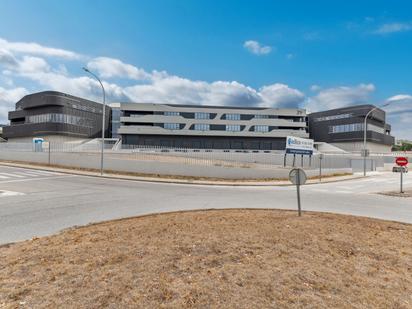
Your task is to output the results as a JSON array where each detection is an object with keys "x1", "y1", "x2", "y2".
[
  {"x1": 82, "y1": 67, "x2": 106, "y2": 105},
  {"x1": 363, "y1": 107, "x2": 378, "y2": 146}
]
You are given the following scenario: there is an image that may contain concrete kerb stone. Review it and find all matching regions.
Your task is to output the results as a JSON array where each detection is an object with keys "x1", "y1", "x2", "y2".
[{"x1": 0, "y1": 161, "x2": 367, "y2": 187}]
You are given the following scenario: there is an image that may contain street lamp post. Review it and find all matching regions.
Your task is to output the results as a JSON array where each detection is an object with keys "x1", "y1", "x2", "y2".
[
  {"x1": 363, "y1": 103, "x2": 390, "y2": 176},
  {"x1": 82, "y1": 67, "x2": 106, "y2": 176}
]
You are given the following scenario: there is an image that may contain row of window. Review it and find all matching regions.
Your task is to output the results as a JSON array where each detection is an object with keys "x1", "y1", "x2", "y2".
[
  {"x1": 26, "y1": 113, "x2": 94, "y2": 128},
  {"x1": 329, "y1": 123, "x2": 385, "y2": 134},
  {"x1": 226, "y1": 114, "x2": 241, "y2": 121},
  {"x1": 194, "y1": 123, "x2": 210, "y2": 131},
  {"x1": 162, "y1": 123, "x2": 271, "y2": 132},
  {"x1": 164, "y1": 123, "x2": 180, "y2": 130},
  {"x1": 255, "y1": 125, "x2": 269, "y2": 132},
  {"x1": 160, "y1": 111, "x2": 305, "y2": 121},
  {"x1": 315, "y1": 113, "x2": 353, "y2": 122},
  {"x1": 164, "y1": 111, "x2": 180, "y2": 116},
  {"x1": 225, "y1": 124, "x2": 241, "y2": 132}
]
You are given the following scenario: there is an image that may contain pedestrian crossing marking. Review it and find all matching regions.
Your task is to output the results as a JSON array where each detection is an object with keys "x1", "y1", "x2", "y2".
[
  {"x1": 0, "y1": 172, "x2": 24, "y2": 178},
  {"x1": 0, "y1": 190, "x2": 25, "y2": 197},
  {"x1": 0, "y1": 169, "x2": 65, "y2": 182}
]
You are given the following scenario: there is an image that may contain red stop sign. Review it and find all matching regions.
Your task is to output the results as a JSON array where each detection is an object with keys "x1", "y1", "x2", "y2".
[{"x1": 396, "y1": 157, "x2": 408, "y2": 166}]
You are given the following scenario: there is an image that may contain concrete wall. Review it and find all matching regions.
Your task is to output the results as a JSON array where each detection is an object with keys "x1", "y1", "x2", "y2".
[{"x1": 331, "y1": 141, "x2": 392, "y2": 153}]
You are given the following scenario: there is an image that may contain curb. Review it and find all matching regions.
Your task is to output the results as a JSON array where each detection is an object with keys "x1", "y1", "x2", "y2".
[{"x1": 0, "y1": 161, "x2": 368, "y2": 187}]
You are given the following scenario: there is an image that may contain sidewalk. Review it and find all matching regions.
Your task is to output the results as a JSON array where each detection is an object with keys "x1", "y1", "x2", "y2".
[{"x1": 0, "y1": 161, "x2": 367, "y2": 186}]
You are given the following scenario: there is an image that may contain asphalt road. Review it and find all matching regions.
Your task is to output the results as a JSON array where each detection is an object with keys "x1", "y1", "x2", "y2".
[{"x1": 0, "y1": 165, "x2": 411, "y2": 244}]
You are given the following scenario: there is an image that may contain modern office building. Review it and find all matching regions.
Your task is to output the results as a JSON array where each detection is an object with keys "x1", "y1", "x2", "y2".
[
  {"x1": 308, "y1": 104, "x2": 395, "y2": 153},
  {"x1": 3, "y1": 91, "x2": 111, "y2": 142},
  {"x1": 116, "y1": 103, "x2": 308, "y2": 150}
]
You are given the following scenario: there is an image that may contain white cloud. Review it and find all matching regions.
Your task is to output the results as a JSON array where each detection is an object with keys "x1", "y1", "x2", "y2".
[
  {"x1": 384, "y1": 95, "x2": 412, "y2": 139},
  {"x1": 17, "y1": 56, "x2": 50, "y2": 73},
  {"x1": 0, "y1": 87, "x2": 28, "y2": 123},
  {"x1": 385, "y1": 94, "x2": 412, "y2": 114},
  {"x1": 286, "y1": 53, "x2": 294, "y2": 60},
  {"x1": 0, "y1": 48, "x2": 18, "y2": 68},
  {"x1": 243, "y1": 40, "x2": 272, "y2": 55},
  {"x1": 0, "y1": 38, "x2": 83, "y2": 60},
  {"x1": 259, "y1": 84, "x2": 305, "y2": 108},
  {"x1": 87, "y1": 57, "x2": 152, "y2": 80},
  {"x1": 310, "y1": 85, "x2": 321, "y2": 92},
  {"x1": 305, "y1": 83, "x2": 375, "y2": 112},
  {"x1": 373, "y1": 22, "x2": 412, "y2": 34},
  {"x1": 123, "y1": 76, "x2": 304, "y2": 108}
]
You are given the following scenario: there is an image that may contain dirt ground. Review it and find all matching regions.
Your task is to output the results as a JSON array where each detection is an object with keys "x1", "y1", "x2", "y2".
[
  {"x1": 379, "y1": 189, "x2": 412, "y2": 198},
  {"x1": 1, "y1": 209, "x2": 412, "y2": 309}
]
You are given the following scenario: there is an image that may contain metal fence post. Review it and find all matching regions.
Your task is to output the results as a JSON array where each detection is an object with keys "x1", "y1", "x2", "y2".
[
  {"x1": 48, "y1": 141, "x2": 51, "y2": 165},
  {"x1": 319, "y1": 154, "x2": 323, "y2": 182}
]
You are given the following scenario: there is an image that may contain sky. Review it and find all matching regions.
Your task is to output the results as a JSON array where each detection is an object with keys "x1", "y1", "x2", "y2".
[{"x1": 0, "y1": 0, "x2": 411, "y2": 139}]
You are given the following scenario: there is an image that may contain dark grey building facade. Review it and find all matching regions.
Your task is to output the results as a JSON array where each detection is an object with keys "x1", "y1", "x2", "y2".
[
  {"x1": 3, "y1": 91, "x2": 110, "y2": 141},
  {"x1": 308, "y1": 104, "x2": 395, "y2": 152}
]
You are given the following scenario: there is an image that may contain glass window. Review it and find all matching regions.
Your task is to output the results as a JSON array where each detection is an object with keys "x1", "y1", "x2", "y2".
[
  {"x1": 315, "y1": 113, "x2": 353, "y2": 122},
  {"x1": 226, "y1": 124, "x2": 241, "y2": 132},
  {"x1": 329, "y1": 123, "x2": 369, "y2": 133},
  {"x1": 254, "y1": 114, "x2": 269, "y2": 119},
  {"x1": 255, "y1": 125, "x2": 269, "y2": 132},
  {"x1": 226, "y1": 113, "x2": 240, "y2": 121},
  {"x1": 164, "y1": 123, "x2": 180, "y2": 130},
  {"x1": 194, "y1": 123, "x2": 210, "y2": 131},
  {"x1": 164, "y1": 111, "x2": 180, "y2": 116},
  {"x1": 195, "y1": 112, "x2": 210, "y2": 120},
  {"x1": 25, "y1": 113, "x2": 92, "y2": 128}
]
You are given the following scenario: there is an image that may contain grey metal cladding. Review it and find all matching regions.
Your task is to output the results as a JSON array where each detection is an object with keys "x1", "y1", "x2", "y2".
[
  {"x1": 308, "y1": 104, "x2": 395, "y2": 146},
  {"x1": 3, "y1": 91, "x2": 111, "y2": 139}
]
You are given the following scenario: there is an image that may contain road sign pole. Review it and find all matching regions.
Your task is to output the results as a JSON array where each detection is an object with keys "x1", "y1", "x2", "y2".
[
  {"x1": 293, "y1": 154, "x2": 296, "y2": 167},
  {"x1": 296, "y1": 182, "x2": 302, "y2": 216},
  {"x1": 289, "y1": 168, "x2": 307, "y2": 217},
  {"x1": 400, "y1": 168, "x2": 404, "y2": 193},
  {"x1": 48, "y1": 141, "x2": 51, "y2": 165},
  {"x1": 319, "y1": 155, "x2": 322, "y2": 182}
]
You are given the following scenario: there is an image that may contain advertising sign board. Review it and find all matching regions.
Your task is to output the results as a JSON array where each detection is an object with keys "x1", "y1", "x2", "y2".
[{"x1": 285, "y1": 136, "x2": 314, "y2": 156}]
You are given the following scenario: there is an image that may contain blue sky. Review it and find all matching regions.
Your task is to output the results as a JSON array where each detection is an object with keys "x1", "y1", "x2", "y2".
[{"x1": 0, "y1": 0, "x2": 411, "y2": 139}]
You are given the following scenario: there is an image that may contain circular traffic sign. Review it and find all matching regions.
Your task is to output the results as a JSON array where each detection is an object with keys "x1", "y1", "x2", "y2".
[
  {"x1": 396, "y1": 157, "x2": 408, "y2": 167},
  {"x1": 289, "y1": 168, "x2": 307, "y2": 185}
]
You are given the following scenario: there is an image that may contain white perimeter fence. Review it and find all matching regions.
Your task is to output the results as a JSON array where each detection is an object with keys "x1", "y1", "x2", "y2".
[{"x1": 0, "y1": 142, "x2": 409, "y2": 179}]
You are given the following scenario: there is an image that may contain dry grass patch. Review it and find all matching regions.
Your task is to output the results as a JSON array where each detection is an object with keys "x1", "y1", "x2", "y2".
[{"x1": 1, "y1": 209, "x2": 412, "y2": 308}]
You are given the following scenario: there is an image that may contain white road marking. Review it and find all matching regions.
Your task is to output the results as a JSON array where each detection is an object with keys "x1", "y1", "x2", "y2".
[
  {"x1": 0, "y1": 172, "x2": 24, "y2": 178},
  {"x1": 0, "y1": 175, "x2": 10, "y2": 179},
  {"x1": 11, "y1": 171, "x2": 49, "y2": 177},
  {"x1": 25, "y1": 170, "x2": 62, "y2": 175},
  {"x1": 0, "y1": 175, "x2": 77, "y2": 184},
  {"x1": 0, "y1": 190, "x2": 25, "y2": 197}
]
